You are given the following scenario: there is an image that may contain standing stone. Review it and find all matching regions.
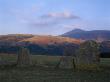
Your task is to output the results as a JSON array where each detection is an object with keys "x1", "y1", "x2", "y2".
[
  {"x1": 58, "y1": 46, "x2": 76, "y2": 69},
  {"x1": 76, "y1": 40, "x2": 100, "y2": 69},
  {"x1": 59, "y1": 56, "x2": 74, "y2": 69},
  {"x1": 17, "y1": 47, "x2": 31, "y2": 66}
]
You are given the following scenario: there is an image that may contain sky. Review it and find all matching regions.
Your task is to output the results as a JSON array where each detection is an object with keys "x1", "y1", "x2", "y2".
[{"x1": 0, "y1": 0, "x2": 110, "y2": 35}]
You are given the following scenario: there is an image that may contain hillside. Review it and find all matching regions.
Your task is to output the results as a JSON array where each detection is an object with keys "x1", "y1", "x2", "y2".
[
  {"x1": 0, "y1": 34, "x2": 34, "y2": 42},
  {"x1": 0, "y1": 34, "x2": 80, "y2": 55},
  {"x1": 0, "y1": 34, "x2": 109, "y2": 57},
  {"x1": 0, "y1": 34, "x2": 80, "y2": 44},
  {"x1": 20, "y1": 35, "x2": 80, "y2": 45},
  {"x1": 62, "y1": 29, "x2": 110, "y2": 42}
]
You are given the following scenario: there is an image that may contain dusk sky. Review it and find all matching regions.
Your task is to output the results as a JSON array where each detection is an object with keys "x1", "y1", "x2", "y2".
[{"x1": 0, "y1": 0, "x2": 110, "y2": 35}]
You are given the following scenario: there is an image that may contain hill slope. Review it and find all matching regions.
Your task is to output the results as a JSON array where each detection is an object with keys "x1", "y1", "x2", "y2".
[
  {"x1": 62, "y1": 29, "x2": 110, "y2": 42},
  {"x1": 0, "y1": 34, "x2": 109, "y2": 57},
  {"x1": 0, "y1": 34, "x2": 80, "y2": 55},
  {"x1": 20, "y1": 35, "x2": 80, "y2": 45}
]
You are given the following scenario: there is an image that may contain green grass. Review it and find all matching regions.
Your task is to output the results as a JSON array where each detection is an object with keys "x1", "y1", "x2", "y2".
[
  {"x1": 0, "y1": 54, "x2": 17, "y2": 62},
  {"x1": 100, "y1": 58, "x2": 110, "y2": 66},
  {"x1": 0, "y1": 54, "x2": 110, "y2": 82},
  {"x1": 0, "y1": 54, "x2": 109, "y2": 66},
  {"x1": 0, "y1": 65, "x2": 110, "y2": 82},
  {"x1": 31, "y1": 55, "x2": 61, "y2": 66}
]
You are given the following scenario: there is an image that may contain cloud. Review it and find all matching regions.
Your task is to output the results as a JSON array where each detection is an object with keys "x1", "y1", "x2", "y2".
[
  {"x1": 41, "y1": 11, "x2": 80, "y2": 19},
  {"x1": 63, "y1": 24, "x2": 80, "y2": 29},
  {"x1": 29, "y1": 11, "x2": 80, "y2": 28},
  {"x1": 61, "y1": 20, "x2": 96, "y2": 30},
  {"x1": 29, "y1": 20, "x2": 58, "y2": 27},
  {"x1": 11, "y1": 8, "x2": 80, "y2": 28}
]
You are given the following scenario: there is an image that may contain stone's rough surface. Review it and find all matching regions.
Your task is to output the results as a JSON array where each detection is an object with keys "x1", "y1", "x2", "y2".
[
  {"x1": 59, "y1": 56, "x2": 74, "y2": 69},
  {"x1": 76, "y1": 40, "x2": 100, "y2": 66},
  {"x1": 58, "y1": 46, "x2": 76, "y2": 69},
  {"x1": 17, "y1": 47, "x2": 31, "y2": 66}
]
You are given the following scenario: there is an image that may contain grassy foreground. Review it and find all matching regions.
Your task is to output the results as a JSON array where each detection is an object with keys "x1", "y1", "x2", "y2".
[
  {"x1": 0, "y1": 65, "x2": 110, "y2": 82},
  {"x1": 0, "y1": 54, "x2": 110, "y2": 82}
]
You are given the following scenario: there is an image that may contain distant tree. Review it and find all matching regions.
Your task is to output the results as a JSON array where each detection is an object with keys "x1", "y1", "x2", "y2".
[{"x1": 17, "y1": 47, "x2": 31, "y2": 66}]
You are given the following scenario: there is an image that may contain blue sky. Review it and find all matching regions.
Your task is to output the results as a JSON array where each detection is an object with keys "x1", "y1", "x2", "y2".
[{"x1": 0, "y1": 0, "x2": 110, "y2": 35}]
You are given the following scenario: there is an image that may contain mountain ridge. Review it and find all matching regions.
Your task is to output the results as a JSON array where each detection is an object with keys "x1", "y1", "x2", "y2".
[
  {"x1": 62, "y1": 29, "x2": 110, "y2": 42},
  {"x1": 0, "y1": 34, "x2": 109, "y2": 57}
]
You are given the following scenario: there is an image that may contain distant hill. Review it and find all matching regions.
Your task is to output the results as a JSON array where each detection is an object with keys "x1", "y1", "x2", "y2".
[
  {"x1": 62, "y1": 29, "x2": 110, "y2": 42},
  {"x1": 0, "y1": 34, "x2": 80, "y2": 43},
  {"x1": 0, "y1": 34, "x2": 80, "y2": 56},
  {"x1": 0, "y1": 34, "x2": 109, "y2": 57},
  {"x1": 20, "y1": 35, "x2": 80, "y2": 45},
  {"x1": 0, "y1": 34, "x2": 34, "y2": 42}
]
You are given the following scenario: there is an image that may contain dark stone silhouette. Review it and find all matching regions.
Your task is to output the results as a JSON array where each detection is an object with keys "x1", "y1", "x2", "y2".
[
  {"x1": 57, "y1": 45, "x2": 76, "y2": 69},
  {"x1": 17, "y1": 47, "x2": 31, "y2": 66},
  {"x1": 76, "y1": 40, "x2": 100, "y2": 67}
]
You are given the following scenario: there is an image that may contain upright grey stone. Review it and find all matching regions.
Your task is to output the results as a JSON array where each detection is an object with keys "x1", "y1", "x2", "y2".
[
  {"x1": 76, "y1": 40, "x2": 100, "y2": 69},
  {"x1": 17, "y1": 47, "x2": 31, "y2": 66},
  {"x1": 58, "y1": 46, "x2": 76, "y2": 69}
]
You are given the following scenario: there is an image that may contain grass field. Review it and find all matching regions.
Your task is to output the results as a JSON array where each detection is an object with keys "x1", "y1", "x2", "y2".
[
  {"x1": 100, "y1": 58, "x2": 110, "y2": 66},
  {"x1": 0, "y1": 54, "x2": 110, "y2": 82}
]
